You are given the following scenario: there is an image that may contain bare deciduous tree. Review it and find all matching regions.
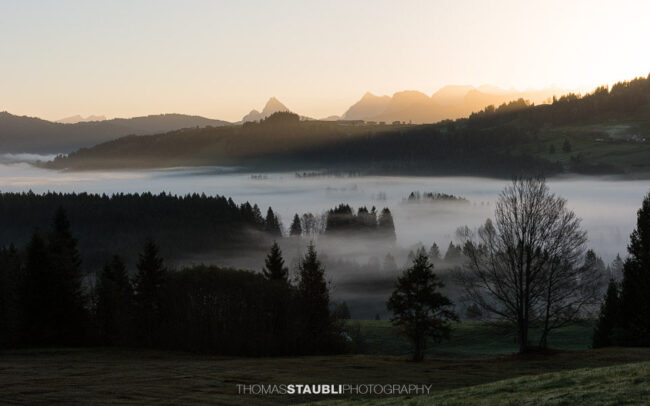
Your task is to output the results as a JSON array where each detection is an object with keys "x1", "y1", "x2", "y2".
[{"x1": 457, "y1": 177, "x2": 604, "y2": 352}]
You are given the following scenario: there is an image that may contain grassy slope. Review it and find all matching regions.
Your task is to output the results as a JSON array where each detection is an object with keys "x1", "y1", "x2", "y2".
[
  {"x1": 2, "y1": 321, "x2": 648, "y2": 405},
  {"x1": 520, "y1": 108, "x2": 650, "y2": 173},
  {"x1": 312, "y1": 361, "x2": 650, "y2": 406},
  {"x1": 2, "y1": 347, "x2": 649, "y2": 405}
]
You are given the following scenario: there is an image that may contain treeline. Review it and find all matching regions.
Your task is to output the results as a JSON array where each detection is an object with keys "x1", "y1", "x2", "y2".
[
  {"x1": 0, "y1": 192, "x2": 284, "y2": 268},
  {"x1": 405, "y1": 192, "x2": 469, "y2": 204},
  {"x1": 323, "y1": 204, "x2": 395, "y2": 240},
  {"x1": 469, "y1": 73, "x2": 650, "y2": 127},
  {"x1": 285, "y1": 205, "x2": 396, "y2": 241},
  {"x1": 0, "y1": 208, "x2": 347, "y2": 355},
  {"x1": 47, "y1": 114, "x2": 561, "y2": 177},
  {"x1": 271, "y1": 122, "x2": 560, "y2": 177}
]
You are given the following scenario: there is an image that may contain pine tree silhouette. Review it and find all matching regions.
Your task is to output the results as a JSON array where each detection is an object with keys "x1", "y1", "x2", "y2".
[{"x1": 262, "y1": 242, "x2": 289, "y2": 282}]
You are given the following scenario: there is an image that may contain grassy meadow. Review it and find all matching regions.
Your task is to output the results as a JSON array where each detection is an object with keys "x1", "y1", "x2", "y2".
[
  {"x1": 2, "y1": 320, "x2": 649, "y2": 405},
  {"x1": 311, "y1": 361, "x2": 650, "y2": 406}
]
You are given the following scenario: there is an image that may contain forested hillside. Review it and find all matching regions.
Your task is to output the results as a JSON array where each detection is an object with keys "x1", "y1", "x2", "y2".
[{"x1": 47, "y1": 74, "x2": 650, "y2": 176}]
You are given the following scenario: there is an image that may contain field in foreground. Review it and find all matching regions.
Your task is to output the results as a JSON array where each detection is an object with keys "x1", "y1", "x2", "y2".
[
  {"x1": 1, "y1": 347, "x2": 650, "y2": 405},
  {"x1": 313, "y1": 361, "x2": 650, "y2": 406}
]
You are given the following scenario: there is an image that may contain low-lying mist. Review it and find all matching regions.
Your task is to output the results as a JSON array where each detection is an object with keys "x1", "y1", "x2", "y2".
[{"x1": 1, "y1": 162, "x2": 647, "y2": 318}]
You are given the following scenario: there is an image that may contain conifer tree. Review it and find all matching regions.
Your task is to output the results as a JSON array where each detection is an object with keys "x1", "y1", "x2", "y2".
[
  {"x1": 133, "y1": 239, "x2": 166, "y2": 346},
  {"x1": 297, "y1": 243, "x2": 332, "y2": 350},
  {"x1": 289, "y1": 214, "x2": 302, "y2": 236},
  {"x1": 96, "y1": 255, "x2": 134, "y2": 345},
  {"x1": 429, "y1": 243, "x2": 441, "y2": 261},
  {"x1": 262, "y1": 242, "x2": 289, "y2": 282},
  {"x1": 444, "y1": 241, "x2": 462, "y2": 262},
  {"x1": 387, "y1": 249, "x2": 457, "y2": 361},
  {"x1": 47, "y1": 207, "x2": 88, "y2": 344},
  {"x1": 619, "y1": 192, "x2": 650, "y2": 346},
  {"x1": 377, "y1": 208, "x2": 396, "y2": 241},
  {"x1": 265, "y1": 207, "x2": 282, "y2": 237},
  {"x1": 593, "y1": 279, "x2": 621, "y2": 348}
]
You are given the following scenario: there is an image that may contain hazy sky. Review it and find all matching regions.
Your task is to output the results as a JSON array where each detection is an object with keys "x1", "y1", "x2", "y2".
[{"x1": 1, "y1": 0, "x2": 649, "y2": 122}]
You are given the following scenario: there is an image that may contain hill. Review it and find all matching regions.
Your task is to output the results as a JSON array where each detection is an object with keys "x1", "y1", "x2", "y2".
[
  {"x1": 0, "y1": 112, "x2": 230, "y2": 153},
  {"x1": 46, "y1": 74, "x2": 650, "y2": 177}
]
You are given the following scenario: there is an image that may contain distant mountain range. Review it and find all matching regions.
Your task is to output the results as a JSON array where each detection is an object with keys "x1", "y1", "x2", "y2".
[
  {"x1": 56, "y1": 115, "x2": 107, "y2": 124},
  {"x1": 240, "y1": 97, "x2": 314, "y2": 123},
  {"x1": 45, "y1": 73, "x2": 650, "y2": 177},
  {"x1": 241, "y1": 85, "x2": 563, "y2": 124},
  {"x1": 339, "y1": 85, "x2": 564, "y2": 123},
  {"x1": 1, "y1": 85, "x2": 563, "y2": 154},
  {"x1": 240, "y1": 97, "x2": 291, "y2": 123},
  {"x1": 0, "y1": 112, "x2": 230, "y2": 154}
]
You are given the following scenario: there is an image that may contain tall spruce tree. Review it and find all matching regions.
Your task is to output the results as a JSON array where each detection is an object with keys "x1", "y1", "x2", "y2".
[
  {"x1": 377, "y1": 208, "x2": 396, "y2": 241},
  {"x1": 262, "y1": 242, "x2": 289, "y2": 282},
  {"x1": 619, "y1": 192, "x2": 650, "y2": 346},
  {"x1": 96, "y1": 255, "x2": 134, "y2": 345},
  {"x1": 50, "y1": 208, "x2": 88, "y2": 345},
  {"x1": 289, "y1": 214, "x2": 302, "y2": 236},
  {"x1": 444, "y1": 242, "x2": 462, "y2": 262},
  {"x1": 297, "y1": 243, "x2": 332, "y2": 352},
  {"x1": 133, "y1": 239, "x2": 166, "y2": 346},
  {"x1": 428, "y1": 243, "x2": 441, "y2": 261},
  {"x1": 265, "y1": 207, "x2": 282, "y2": 237},
  {"x1": 593, "y1": 279, "x2": 621, "y2": 348},
  {"x1": 387, "y1": 248, "x2": 457, "y2": 361},
  {"x1": 21, "y1": 208, "x2": 88, "y2": 346}
]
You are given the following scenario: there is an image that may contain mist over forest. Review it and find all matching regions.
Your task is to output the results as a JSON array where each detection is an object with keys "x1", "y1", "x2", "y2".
[{"x1": 1, "y1": 163, "x2": 645, "y2": 319}]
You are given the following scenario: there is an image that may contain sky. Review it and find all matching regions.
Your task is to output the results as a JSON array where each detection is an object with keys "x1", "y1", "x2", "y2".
[{"x1": 1, "y1": 0, "x2": 649, "y2": 122}]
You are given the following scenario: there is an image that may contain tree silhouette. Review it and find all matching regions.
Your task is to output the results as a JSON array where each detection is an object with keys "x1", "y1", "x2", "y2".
[
  {"x1": 378, "y1": 208, "x2": 396, "y2": 241},
  {"x1": 297, "y1": 243, "x2": 332, "y2": 352},
  {"x1": 593, "y1": 279, "x2": 621, "y2": 348},
  {"x1": 387, "y1": 249, "x2": 457, "y2": 361},
  {"x1": 460, "y1": 178, "x2": 598, "y2": 352},
  {"x1": 133, "y1": 239, "x2": 166, "y2": 346},
  {"x1": 619, "y1": 192, "x2": 650, "y2": 346},
  {"x1": 265, "y1": 207, "x2": 282, "y2": 237},
  {"x1": 428, "y1": 243, "x2": 441, "y2": 261},
  {"x1": 444, "y1": 242, "x2": 462, "y2": 262},
  {"x1": 289, "y1": 214, "x2": 302, "y2": 236},
  {"x1": 47, "y1": 207, "x2": 88, "y2": 345},
  {"x1": 96, "y1": 255, "x2": 134, "y2": 345},
  {"x1": 262, "y1": 242, "x2": 289, "y2": 282}
]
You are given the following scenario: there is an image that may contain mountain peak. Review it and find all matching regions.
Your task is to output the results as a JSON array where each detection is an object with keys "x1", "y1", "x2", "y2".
[
  {"x1": 342, "y1": 92, "x2": 391, "y2": 120},
  {"x1": 262, "y1": 97, "x2": 289, "y2": 115},
  {"x1": 241, "y1": 97, "x2": 291, "y2": 123}
]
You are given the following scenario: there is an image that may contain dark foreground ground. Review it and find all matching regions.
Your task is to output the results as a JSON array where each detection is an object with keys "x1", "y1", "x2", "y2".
[{"x1": 1, "y1": 321, "x2": 648, "y2": 405}]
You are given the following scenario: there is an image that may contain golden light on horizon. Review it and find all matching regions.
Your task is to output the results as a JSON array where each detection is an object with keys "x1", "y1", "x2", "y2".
[{"x1": 1, "y1": 0, "x2": 649, "y2": 121}]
